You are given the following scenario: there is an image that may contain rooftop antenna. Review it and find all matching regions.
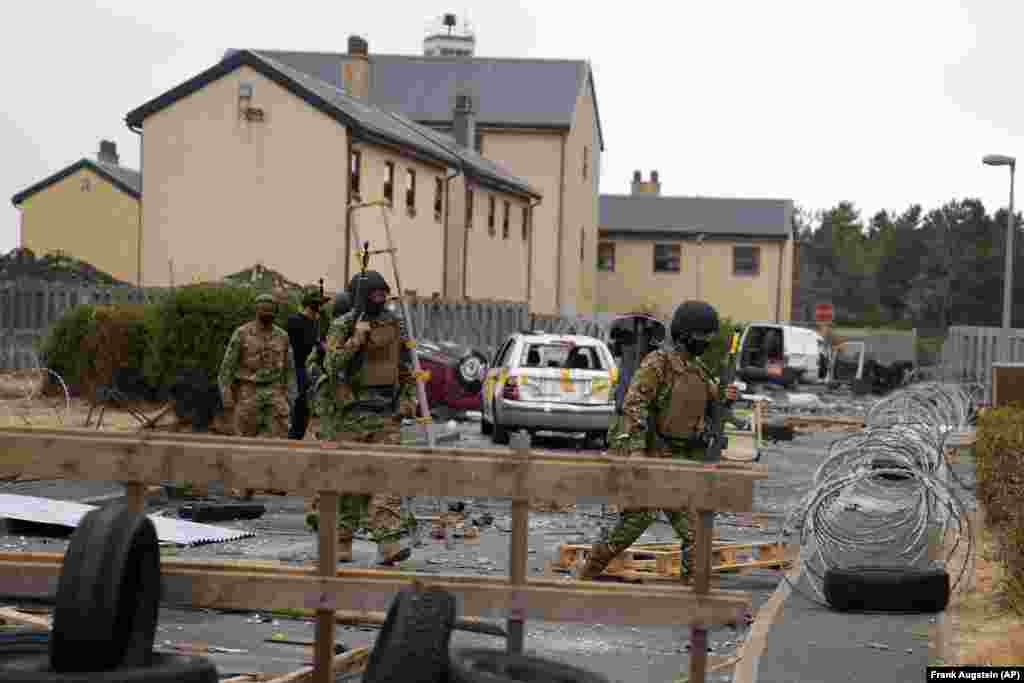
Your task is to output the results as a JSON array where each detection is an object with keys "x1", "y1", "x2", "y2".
[{"x1": 443, "y1": 12, "x2": 456, "y2": 35}]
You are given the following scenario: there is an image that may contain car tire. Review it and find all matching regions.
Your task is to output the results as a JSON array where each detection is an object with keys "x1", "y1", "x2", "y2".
[
  {"x1": 824, "y1": 566, "x2": 950, "y2": 613},
  {"x1": 448, "y1": 648, "x2": 611, "y2": 683},
  {"x1": 362, "y1": 588, "x2": 456, "y2": 683},
  {"x1": 50, "y1": 503, "x2": 161, "y2": 672},
  {"x1": 455, "y1": 352, "x2": 487, "y2": 394},
  {"x1": 492, "y1": 420, "x2": 510, "y2": 446},
  {"x1": 0, "y1": 653, "x2": 218, "y2": 683}
]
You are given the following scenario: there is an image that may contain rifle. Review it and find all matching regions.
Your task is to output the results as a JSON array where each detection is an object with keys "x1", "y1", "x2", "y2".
[
  {"x1": 702, "y1": 332, "x2": 741, "y2": 463},
  {"x1": 343, "y1": 243, "x2": 371, "y2": 381}
]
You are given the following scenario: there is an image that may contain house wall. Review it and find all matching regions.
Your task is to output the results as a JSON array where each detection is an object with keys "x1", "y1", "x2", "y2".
[
  {"x1": 595, "y1": 235, "x2": 793, "y2": 323},
  {"x1": 141, "y1": 66, "x2": 351, "y2": 291},
  {"x1": 563, "y1": 72, "x2": 601, "y2": 316},
  {"x1": 345, "y1": 141, "x2": 449, "y2": 297},
  {"x1": 476, "y1": 131, "x2": 562, "y2": 315},
  {"x1": 18, "y1": 168, "x2": 140, "y2": 284},
  {"x1": 139, "y1": 65, "x2": 458, "y2": 296}
]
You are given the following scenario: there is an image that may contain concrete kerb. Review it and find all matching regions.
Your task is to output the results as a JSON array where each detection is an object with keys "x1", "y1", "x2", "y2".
[{"x1": 731, "y1": 554, "x2": 803, "y2": 683}]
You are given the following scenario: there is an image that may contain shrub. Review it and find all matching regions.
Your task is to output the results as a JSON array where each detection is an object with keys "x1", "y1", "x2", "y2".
[
  {"x1": 144, "y1": 284, "x2": 299, "y2": 390},
  {"x1": 975, "y1": 403, "x2": 1024, "y2": 612},
  {"x1": 78, "y1": 304, "x2": 149, "y2": 401},
  {"x1": 39, "y1": 304, "x2": 97, "y2": 394}
]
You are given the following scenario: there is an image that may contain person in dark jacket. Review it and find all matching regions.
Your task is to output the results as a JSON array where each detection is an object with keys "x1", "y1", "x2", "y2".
[{"x1": 287, "y1": 287, "x2": 329, "y2": 439}]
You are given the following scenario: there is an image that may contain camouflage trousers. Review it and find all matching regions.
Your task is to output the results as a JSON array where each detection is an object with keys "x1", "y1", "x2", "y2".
[
  {"x1": 234, "y1": 382, "x2": 289, "y2": 437},
  {"x1": 601, "y1": 445, "x2": 700, "y2": 579},
  {"x1": 306, "y1": 408, "x2": 416, "y2": 544}
]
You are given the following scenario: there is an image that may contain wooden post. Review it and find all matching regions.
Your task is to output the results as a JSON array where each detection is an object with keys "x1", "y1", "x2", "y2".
[
  {"x1": 507, "y1": 430, "x2": 531, "y2": 654},
  {"x1": 125, "y1": 482, "x2": 146, "y2": 514},
  {"x1": 315, "y1": 492, "x2": 339, "y2": 683},
  {"x1": 689, "y1": 509, "x2": 716, "y2": 683}
]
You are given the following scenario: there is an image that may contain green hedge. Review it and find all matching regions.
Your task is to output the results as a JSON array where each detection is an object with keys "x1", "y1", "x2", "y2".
[
  {"x1": 144, "y1": 284, "x2": 300, "y2": 389},
  {"x1": 976, "y1": 403, "x2": 1024, "y2": 613},
  {"x1": 39, "y1": 305, "x2": 97, "y2": 392}
]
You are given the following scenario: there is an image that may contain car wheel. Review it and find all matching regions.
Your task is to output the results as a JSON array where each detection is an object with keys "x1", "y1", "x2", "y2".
[
  {"x1": 824, "y1": 566, "x2": 950, "y2": 613},
  {"x1": 0, "y1": 654, "x2": 218, "y2": 683},
  {"x1": 492, "y1": 420, "x2": 510, "y2": 446},
  {"x1": 50, "y1": 503, "x2": 161, "y2": 672},
  {"x1": 455, "y1": 352, "x2": 488, "y2": 394},
  {"x1": 362, "y1": 588, "x2": 456, "y2": 683},
  {"x1": 449, "y1": 648, "x2": 610, "y2": 683}
]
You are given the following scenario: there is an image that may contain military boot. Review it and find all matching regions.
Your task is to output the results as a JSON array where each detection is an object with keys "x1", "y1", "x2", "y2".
[
  {"x1": 376, "y1": 541, "x2": 411, "y2": 566},
  {"x1": 576, "y1": 542, "x2": 621, "y2": 580}
]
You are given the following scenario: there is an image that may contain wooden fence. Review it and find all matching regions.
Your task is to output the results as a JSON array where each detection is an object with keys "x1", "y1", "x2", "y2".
[{"x1": 0, "y1": 426, "x2": 766, "y2": 683}]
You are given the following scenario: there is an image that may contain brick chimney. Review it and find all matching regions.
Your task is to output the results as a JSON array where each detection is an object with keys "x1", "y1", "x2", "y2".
[
  {"x1": 98, "y1": 140, "x2": 119, "y2": 166},
  {"x1": 630, "y1": 170, "x2": 660, "y2": 196},
  {"x1": 343, "y1": 35, "x2": 370, "y2": 100},
  {"x1": 452, "y1": 91, "x2": 476, "y2": 149}
]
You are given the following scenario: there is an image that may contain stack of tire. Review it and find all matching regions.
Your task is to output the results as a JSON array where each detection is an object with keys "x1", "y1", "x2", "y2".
[
  {"x1": 0, "y1": 504, "x2": 218, "y2": 683},
  {"x1": 363, "y1": 588, "x2": 609, "y2": 683}
]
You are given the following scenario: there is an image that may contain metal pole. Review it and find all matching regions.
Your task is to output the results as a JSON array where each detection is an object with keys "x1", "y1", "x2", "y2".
[{"x1": 1003, "y1": 163, "x2": 1016, "y2": 363}]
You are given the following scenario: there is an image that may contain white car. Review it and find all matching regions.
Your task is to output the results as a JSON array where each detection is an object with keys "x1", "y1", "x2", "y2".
[{"x1": 480, "y1": 332, "x2": 618, "y2": 446}]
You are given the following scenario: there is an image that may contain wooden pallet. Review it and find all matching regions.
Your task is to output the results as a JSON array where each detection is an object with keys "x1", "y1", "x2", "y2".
[{"x1": 556, "y1": 540, "x2": 792, "y2": 580}]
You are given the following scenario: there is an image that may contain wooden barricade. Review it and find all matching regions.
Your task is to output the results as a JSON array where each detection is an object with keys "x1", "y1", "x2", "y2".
[{"x1": 0, "y1": 426, "x2": 768, "y2": 683}]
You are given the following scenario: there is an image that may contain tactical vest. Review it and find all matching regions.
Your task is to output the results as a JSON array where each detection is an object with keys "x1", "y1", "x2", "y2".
[
  {"x1": 236, "y1": 322, "x2": 288, "y2": 384},
  {"x1": 653, "y1": 355, "x2": 711, "y2": 439},
  {"x1": 362, "y1": 318, "x2": 401, "y2": 387}
]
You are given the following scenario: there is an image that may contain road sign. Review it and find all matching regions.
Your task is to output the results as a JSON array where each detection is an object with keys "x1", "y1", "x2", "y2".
[{"x1": 815, "y1": 303, "x2": 834, "y2": 322}]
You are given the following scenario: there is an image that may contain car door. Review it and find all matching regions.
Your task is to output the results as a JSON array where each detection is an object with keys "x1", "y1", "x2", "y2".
[
  {"x1": 829, "y1": 341, "x2": 866, "y2": 383},
  {"x1": 483, "y1": 338, "x2": 515, "y2": 420}
]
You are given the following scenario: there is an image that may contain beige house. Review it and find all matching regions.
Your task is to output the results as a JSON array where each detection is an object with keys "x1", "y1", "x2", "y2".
[
  {"x1": 11, "y1": 141, "x2": 142, "y2": 284},
  {"x1": 229, "y1": 20, "x2": 604, "y2": 315},
  {"x1": 124, "y1": 48, "x2": 540, "y2": 297},
  {"x1": 597, "y1": 171, "x2": 795, "y2": 324}
]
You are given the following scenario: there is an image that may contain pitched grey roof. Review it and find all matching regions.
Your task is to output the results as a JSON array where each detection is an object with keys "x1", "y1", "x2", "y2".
[
  {"x1": 125, "y1": 50, "x2": 540, "y2": 199},
  {"x1": 600, "y1": 195, "x2": 793, "y2": 238},
  {"x1": 224, "y1": 49, "x2": 605, "y2": 150},
  {"x1": 12, "y1": 159, "x2": 141, "y2": 206}
]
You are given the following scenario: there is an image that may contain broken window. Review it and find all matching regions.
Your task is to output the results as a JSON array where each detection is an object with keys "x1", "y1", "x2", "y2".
[
  {"x1": 406, "y1": 168, "x2": 416, "y2": 212},
  {"x1": 466, "y1": 188, "x2": 474, "y2": 229},
  {"x1": 349, "y1": 150, "x2": 362, "y2": 201},
  {"x1": 597, "y1": 242, "x2": 615, "y2": 272},
  {"x1": 383, "y1": 161, "x2": 395, "y2": 204},
  {"x1": 502, "y1": 200, "x2": 511, "y2": 239},
  {"x1": 434, "y1": 177, "x2": 444, "y2": 221},
  {"x1": 734, "y1": 245, "x2": 760, "y2": 276},
  {"x1": 653, "y1": 243, "x2": 681, "y2": 273},
  {"x1": 488, "y1": 195, "x2": 496, "y2": 236}
]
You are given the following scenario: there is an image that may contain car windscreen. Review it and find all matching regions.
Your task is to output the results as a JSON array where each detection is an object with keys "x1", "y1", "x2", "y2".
[{"x1": 519, "y1": 343, "x2": 606, "y2": 370}]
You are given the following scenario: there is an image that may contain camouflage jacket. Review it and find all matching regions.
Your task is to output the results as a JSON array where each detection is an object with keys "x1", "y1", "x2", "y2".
[
  {"x1": 308, "y1": 308, "x2": 417, "y2": 416},
  {"x1": 613, "y1": 348, "x2": 726, "y2": 457},
  {"x1": 218, "y1": 320, "x2": 297, "y2": 404}
]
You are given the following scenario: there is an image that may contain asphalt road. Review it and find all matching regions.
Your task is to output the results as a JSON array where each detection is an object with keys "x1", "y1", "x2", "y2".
[{"x1": 0, "y1": 420, "x2": 931, "y2": 682}]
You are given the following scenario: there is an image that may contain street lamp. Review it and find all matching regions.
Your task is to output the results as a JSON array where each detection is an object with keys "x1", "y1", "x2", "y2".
[{"x1": 983, "y1": 154, "x2": 1016, "y2": 362}]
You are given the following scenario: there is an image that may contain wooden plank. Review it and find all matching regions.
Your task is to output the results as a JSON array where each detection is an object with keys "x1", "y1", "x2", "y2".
[
  {"x1": 0, "y1": 429, "x2": 764, "y2": 511},
  {"x1": 689, "y1": 510, "x2": 716, "y2": 683},
  {"x1": 0, "y1": 558, "x2": 750, "y2": 627},
  {"x1": 262, "y1": 646, "x2": 369, "y2": 683},
  {"x1": 315, "y1": 492, "x2": 339, "y2": 683},
  {"x1": 507, "y1": 431, "x2": 530, "y2": 654},
  {"x1": 0, "y1": 606, "x2": 50, "y2": 630}
]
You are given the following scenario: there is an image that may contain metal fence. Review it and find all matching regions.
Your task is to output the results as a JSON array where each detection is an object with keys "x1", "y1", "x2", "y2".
[
  {"x1": 0, "y1": 281, "x2": 611, "y2": 371},
  {"x1": 0, "y1": 281, "x2": 167, "y2": 370},
  {"x1": 939, "y1": 325, "x2": 1024, "y2": 401}
]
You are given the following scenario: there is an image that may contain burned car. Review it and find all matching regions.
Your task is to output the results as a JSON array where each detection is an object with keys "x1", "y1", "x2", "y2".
[
  {"x1": 827, "y1": 332, "x2": 916, "y2": 395},
  {"x1": 415, "y1": 340, "x2": 489, "y2": 417}
]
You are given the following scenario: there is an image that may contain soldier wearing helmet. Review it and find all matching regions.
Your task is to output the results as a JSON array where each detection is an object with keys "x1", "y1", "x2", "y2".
[
  {"x1": 287, "y1": 286, "x2": 330, "y2": 440},
  {"x1": 577, "y1": 300, "x2": 739, "y2": 582},
  {"x1": 305, "y1": 269, "x2": 419, "y2": 566},
  {"x1": 217, "y1": 292, "x2": 298, "y2": 497}
]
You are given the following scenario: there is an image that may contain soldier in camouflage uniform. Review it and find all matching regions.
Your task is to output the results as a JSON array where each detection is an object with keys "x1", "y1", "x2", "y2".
[
  {"x1": 578, "y1": 301, "x2": 738, "y2": 581},
  {"x1": 217, "y1": 292, "x2": 298, "y2": 498},
  {"x1": 305, "y1": 270, "x2": 419, "y2": 565}
]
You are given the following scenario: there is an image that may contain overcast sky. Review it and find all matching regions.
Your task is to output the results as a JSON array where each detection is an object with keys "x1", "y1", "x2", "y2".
[{"x1": 3, "y1": 0, "x2": 1022, "y2": 254}]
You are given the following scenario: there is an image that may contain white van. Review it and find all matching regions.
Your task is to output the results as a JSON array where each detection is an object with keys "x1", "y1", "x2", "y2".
[{"x1": 735, "y1": 323, "x2": 829, "y2": 388}]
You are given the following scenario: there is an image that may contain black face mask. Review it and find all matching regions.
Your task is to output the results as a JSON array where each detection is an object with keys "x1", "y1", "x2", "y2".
[
  {"x1": 364, "y1": 295, "x2": 386, "y2": 317},
  {"x1": 684, "y1": 339, "x2": 709, "y2": 356}
]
